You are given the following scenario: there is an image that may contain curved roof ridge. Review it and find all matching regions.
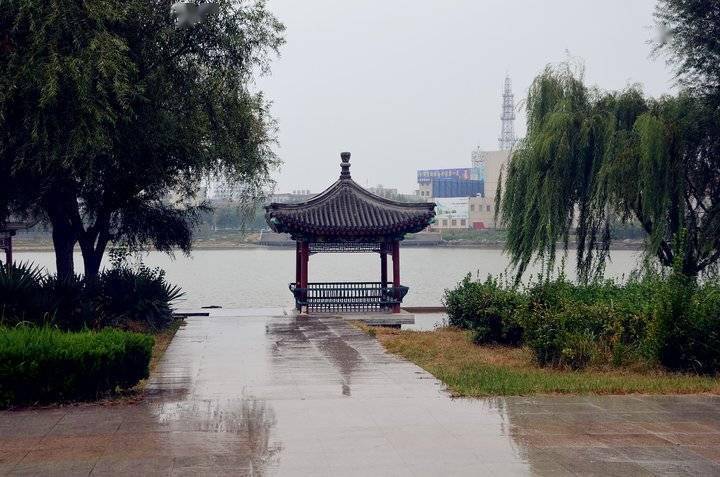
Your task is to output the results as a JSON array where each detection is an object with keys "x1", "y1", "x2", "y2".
[{"x1": 265, "y1": 153, "x2": 436, "y2": 239}]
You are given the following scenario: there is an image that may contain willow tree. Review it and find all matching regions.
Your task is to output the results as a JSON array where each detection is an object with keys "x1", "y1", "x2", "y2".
[
  {"x1": 1, "y1": 1, "x2": 284, "y2": 278},
  {"x1": 498, "y1": 65, "x2": 720, "y2": 280}
]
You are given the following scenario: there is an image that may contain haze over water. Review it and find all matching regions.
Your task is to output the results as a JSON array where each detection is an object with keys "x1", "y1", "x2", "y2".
[{"x1": 15, "y1": 248, "x2": 642, "y2": 309}]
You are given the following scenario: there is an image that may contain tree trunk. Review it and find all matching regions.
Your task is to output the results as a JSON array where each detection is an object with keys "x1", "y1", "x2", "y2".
[
  {"x1": 52, "y1": 223, "x2": 76, "y2": 279},
  {"x1": 79, "y1": 235, "x2": 109, "y2": 279}
]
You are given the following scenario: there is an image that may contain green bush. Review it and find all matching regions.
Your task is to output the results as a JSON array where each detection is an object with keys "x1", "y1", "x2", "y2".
[
  {"x1": 444, "y1": 274, "x2": 524, "y2": 344},
  {"x1": 0, "y1": 262, "x2": 183, "y2": 332},
  {"x1": 97, "y1": 265, "x2": 183, "y2": 331},
  {"x1": 520, "y1": 278, "x2": 651, "y2": 368},
  {"x1": 647, "y1": 276, "x2": 720, "y2": 374},
  {"x1": 0, "y1": 326, "x2": 153, "y2": 407},
  {"x1": 446, "y1": 272, "x2": 720, "y2": 373},
  {"x1": 521, "y1": 300, "x2": 648, "y2": 369},
  {"x1": 40, "y1": 274, "x2": 98, "y2": 331},
  {"x1": 0, "y1": 262, "x2": 46, "y2": 323}
]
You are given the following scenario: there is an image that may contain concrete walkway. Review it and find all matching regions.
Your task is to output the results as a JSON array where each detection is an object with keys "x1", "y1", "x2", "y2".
[{"x1": 2, "y1": 309, "x2": 720, "y2": 476}]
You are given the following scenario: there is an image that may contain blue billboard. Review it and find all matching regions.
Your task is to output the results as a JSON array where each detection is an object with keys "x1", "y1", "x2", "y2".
[{"x1": 417, "y1": 168, "x2": 472, "y2": 184}]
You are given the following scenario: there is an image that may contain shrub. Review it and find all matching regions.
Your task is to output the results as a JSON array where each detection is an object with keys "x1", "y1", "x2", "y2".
[
  {"x1": 519, "y1": 277, "x2": 652, "y2": 369},
  {"x1": 444, "y1": 274, "x2": 524, "y2": 344},
  {"x1": 646, "y1": 275, "x2": 720, "y2": 374},
  {"x1": 97, "y1": 265, "x2": 183, "y2": 331},
  {"x1": 521, "y1": 301, "x2": 648, "y2": 369},
  {"x1": 41, "y1": 274, "x2": 98, "y2": 331},
  {"x1": 0, "y1": 326, "x2": 153, "y2": 407},
  {"x1": 448, "y1": 271, "x2": 720, "y2": 373},
  {"x1": 0, "y1": 262, "x2": 46, "y2": 325},
  {"x1": 0, "y1": 262, "x2": 183, "y2": 332}
]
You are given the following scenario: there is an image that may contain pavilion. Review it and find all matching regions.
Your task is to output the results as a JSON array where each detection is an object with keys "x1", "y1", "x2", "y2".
[
  {"x1": 0, "y1": 219, "x2": 33, "y2": 270},
  {"x1": 265, "y1": 152, "x2": 436, "y2": 314}
]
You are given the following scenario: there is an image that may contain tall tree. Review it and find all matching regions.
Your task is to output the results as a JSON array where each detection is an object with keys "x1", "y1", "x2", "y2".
[
  {"x1": 654, "y1": 0, "x2": 720, "y2": 101},
  {"x1": 0, "y1": 1, "x2": 284, "y2": 278},
  {"x1": 500, "y1": 68, "x2": 720, "y2": 280},
  {"x1": 498, "y1": 0, "x2": 720, "y2": 281}
]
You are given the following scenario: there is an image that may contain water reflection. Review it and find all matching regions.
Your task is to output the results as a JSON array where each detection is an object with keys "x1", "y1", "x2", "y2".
[
  {"x1": 267, "y1": 316, "x2": 363, "y2": 397},
  {"x1": 154, "y1": 397, "x2": 281, "y2": 473}
]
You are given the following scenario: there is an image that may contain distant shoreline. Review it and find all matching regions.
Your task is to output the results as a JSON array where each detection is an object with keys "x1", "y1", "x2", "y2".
[{"x1": 12, "y1": 239, "x2": 645, "y2": 253}]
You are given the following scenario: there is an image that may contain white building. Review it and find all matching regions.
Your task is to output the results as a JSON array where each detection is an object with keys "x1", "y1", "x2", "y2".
[{"x1": 468, "y1": 149, "x2": 510, "y2": 229}]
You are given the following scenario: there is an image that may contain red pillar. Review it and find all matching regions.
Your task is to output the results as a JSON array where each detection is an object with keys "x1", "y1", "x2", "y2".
[
  {"x1": 295, "y1": 241, "x2": 301, "y2": 286},
  {"x1": 3, "y1": 235, "x2": 12, "y2": 271},
  {"x1": 380, "y1": 244, "x2": 388, "y2": 288},
  {"x1": 391, "y1": 240, "x2": 400, "y2": 313},
  {"x1": 300, "y1": 241, "x2": 309, "y2": 312},
  {"x1": 301, "y1": 242, "x2": 309, "y2": 288}
]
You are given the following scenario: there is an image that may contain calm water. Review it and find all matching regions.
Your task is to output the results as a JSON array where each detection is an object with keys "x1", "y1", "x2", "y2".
[{"x1": 14, "y1": 248, "x2": 642, "y2": 309}]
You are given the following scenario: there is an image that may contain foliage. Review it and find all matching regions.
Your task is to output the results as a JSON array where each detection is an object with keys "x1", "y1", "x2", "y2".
[
  {"x1": 445, "y1": 273, "x2": 720, "y2": 373},
  {"x1": 39, "y1": 274, "x2": 98, "y2": 331},
  {"x1": 97, "y1": 265, "x2": 183, "y2": 331},
  {"x1": 0, "y1": 262, "x2": 46, "y2": 324},
  {"x1": 444, "y1": 274, "x2": 524, "y2": 344},
  {"x1": 0, "y1": 327, "x2": 153, "y2": 407},
  {"x1": 654, "y1": 0, "x2": 720, "y2": 100},
  {"x1": 646, "y1": 274, "x2": 720, "y2": 374},
  {"x1": 521, "y1": 298, "x2": 648, "y2": 369},
  {"x1": 0, "y1": 262, "x2": 183, "y2": 332},
  {"x1": 0, "y1": 0, "x2": 285, "y2": 278},
  {"x1": 498, "y1": 64, "x2": 720, "y2": 280}
]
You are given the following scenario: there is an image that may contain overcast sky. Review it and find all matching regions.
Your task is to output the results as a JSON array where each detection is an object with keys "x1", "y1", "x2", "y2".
[{"x1": 256, "y1": 0, "x2": 674, "y2": 193}]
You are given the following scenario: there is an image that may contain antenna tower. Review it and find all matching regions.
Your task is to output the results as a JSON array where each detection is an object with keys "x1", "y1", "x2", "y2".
[{"x1": 498, "y1": 76, "x2": 517, "y2": 150}]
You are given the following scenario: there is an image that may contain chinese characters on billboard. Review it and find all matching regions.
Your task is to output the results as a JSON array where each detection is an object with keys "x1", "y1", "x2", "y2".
[
  {"x1": 417, "y1": 168, "x2": 472, "y2": 184},
  {"x1": 434, "y1": 197, "x2": 469, "y2": 219}
]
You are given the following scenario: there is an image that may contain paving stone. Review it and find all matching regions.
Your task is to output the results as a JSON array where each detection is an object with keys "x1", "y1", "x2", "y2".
[{"x1": 1, "y1": 311, "x2": 719, "y2": 476}]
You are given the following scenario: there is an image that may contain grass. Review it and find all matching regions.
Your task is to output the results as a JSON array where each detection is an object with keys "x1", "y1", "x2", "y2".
[{"x1": 353, "y1": 323, "x2": 720, "y2": 396}]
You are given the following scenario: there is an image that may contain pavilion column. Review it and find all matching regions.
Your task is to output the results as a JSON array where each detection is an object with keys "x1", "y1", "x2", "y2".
[
  {"x1": 294, "y1": 241, "x2": 302, "y2": 311},
  {"x1": 295, "y1": 241, "x2": 301, "y2": 287},
  {"x1": 391, "y1": 240, "x2": 400, "y2": 313},
  {"x1": 3, "y1": 235, "x2": 12, "y2": 270},
  {"x1": 380, "y1": 243, "x2": 388, "y2": 288},
  {"x1": 300, "y1": 241, "x2": 310, "y2": 312}
]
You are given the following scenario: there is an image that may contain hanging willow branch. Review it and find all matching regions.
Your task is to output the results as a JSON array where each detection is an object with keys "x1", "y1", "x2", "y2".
[{"x1": 498, "y1": 64, "x2": 720, "y2": 281}]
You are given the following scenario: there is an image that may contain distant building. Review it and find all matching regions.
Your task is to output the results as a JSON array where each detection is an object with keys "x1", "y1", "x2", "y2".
[
  {"x1": 433, "y1": 197, "x2": 470, "y2": 230},
  {"x1": 208, "y1": 178, "x2": 248, "y2": 202},
  {"x1": 367, "y1": 185, "x2": 399, "y2": 200},
  {"x1": 468, "y1": 150, "x2": 510, "y2": 228},
  {"x1": 416, "y1": 75, "x2": 519, "y2": 229},
  {"x1": 416, "y1": 150, "x2": 511, "y2": 230},
  {"x1": 416, "y1": 168, "x2": 483, "y2": 199},
  {"x1": 268, "y1": 191, "x2": 316, "y2": 204}
]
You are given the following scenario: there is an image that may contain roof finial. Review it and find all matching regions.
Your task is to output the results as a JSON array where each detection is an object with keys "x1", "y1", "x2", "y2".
[{"x1": 340, "y1": 151, "x2": 351, "y2": 179}]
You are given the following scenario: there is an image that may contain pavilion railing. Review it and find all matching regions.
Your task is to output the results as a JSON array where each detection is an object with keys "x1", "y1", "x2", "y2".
[{"x1": 289, "y1": 282, "x2": 409, "y2": 313}]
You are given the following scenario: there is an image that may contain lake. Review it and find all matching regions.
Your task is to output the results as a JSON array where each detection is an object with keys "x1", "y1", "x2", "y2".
[{"x1": 14, "y1": 248, "x2": 643, "y2": 309}]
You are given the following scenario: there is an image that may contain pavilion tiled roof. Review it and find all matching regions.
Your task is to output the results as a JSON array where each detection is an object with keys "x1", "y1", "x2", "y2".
[
  {"x1": 0, "y1": 215, "x2": 35, "y2": 234},
  {"x1": 265, "y1": 153, "x2": 435, "y2": 239}
]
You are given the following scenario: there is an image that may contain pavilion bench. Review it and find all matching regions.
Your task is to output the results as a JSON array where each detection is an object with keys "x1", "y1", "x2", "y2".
[{"x1": 289, "y1": 282, "x2": 409, "y2": 313}]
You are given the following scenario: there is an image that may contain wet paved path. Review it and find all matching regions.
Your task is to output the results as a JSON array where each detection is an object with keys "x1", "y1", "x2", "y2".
[{"x1": 2, "y1": 309, "x2": 720, "y2": 476}]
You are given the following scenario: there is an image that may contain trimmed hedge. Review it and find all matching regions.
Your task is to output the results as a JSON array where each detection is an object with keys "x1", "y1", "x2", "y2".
[{"x1": 0, "y1": 327, "x2": 154, "y2": 407}]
